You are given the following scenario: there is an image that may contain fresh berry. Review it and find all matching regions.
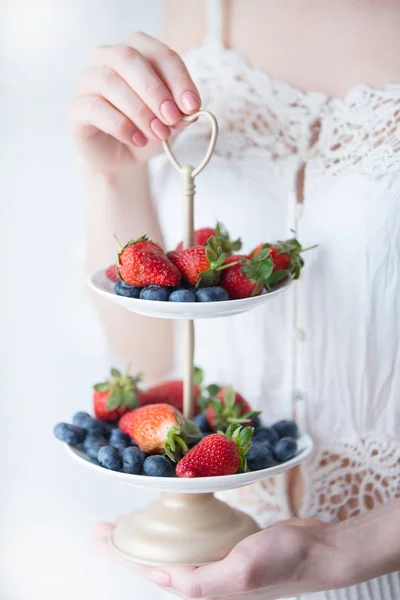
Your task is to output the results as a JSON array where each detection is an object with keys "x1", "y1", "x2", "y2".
[
  {"x1": 220, "y1": 251, "x2": 277, "y2": 300},
  {"x1": 72, "y1": 412, "x2": 93, "y2": 430},
  {"x1": 109, "y1": 429, "x2": 131, "y2": 445},
  {"x1": 273, "y1": 437, "x2": 298, "y2": 462},
  {"x1": 143, "y1": 455, "x2": 176, "y2": 477},
  {"x1": 83, "y1": 434, "x2": 108, "y2": 463},
  {"x1": 53, "y1": 423, "x2": 86, "y2": 446},
  {"x1": 169, "y1": 289, "x2": 197, "y2": 302},
  {"x1": 119, "y1": 404, "x2": 201, "y2": 461},
  {"x1": 193, "y1": 412, "x2": 213, "y2": 433},
  {"x1": 252, "y1": 238, "x2": 316, "y2": 281},
  {"x1": 167, "y1": 237, "x2": 237, "y2": 287},
  {"x1": 106, "y1": 264, "x2": 119, "y2": 282},
  {"x1": 246, "y1": 442, "x2": 276, "y2": 471},
  {"x1": 114, "y1": 280, "x2": 142, "y2": 298},
  {"x1": 140, "y1": 285, "x2": 171, "y2": 301},
  {"x1": 206, "y1": 386, "x2": 258, "y2": 431},
  {"x1": 138, "y1": 380, "x2": 201, "y2": 414},
  {"x1": 122, "y1": 446, "x2": 145, "y2": 474},
  {"x1": 272, "y1": 419, "x2": 299, "y2": 440},
  {"x1": 86, "y1": 419, "x2": 112, "y2": 438},
  {"x1": 176, "y1": 222, "x2": 242, "y2": 256},
  {"x1": 253, "y1": 426, "x2": 279, "y2": 446},
  {"x1": 195, "y1": 286, "x2": 229, "y2": 302},
  {"x1": 98, "y1": 446, "x2": 122, "y2": 471},
  {"x1": 93, "y1": 366, "x2": 141, "y2": 422},
  {"x1": 176, "y1": 425, "x2": 253, "y2": 478},
  {"x1": 117, "y1": 235, "x2": 181, "y2": 287}
]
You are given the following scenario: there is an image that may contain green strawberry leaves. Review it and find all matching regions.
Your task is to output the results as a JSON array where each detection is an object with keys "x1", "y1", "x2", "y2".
[
  {"x1": 224, "y1": 424, "x2": 254, "y2": 471},
  {"x1": 215, "y1": 222, "x2": 242, "y2": 256},
  {"x1": 241, "y1": 252, "x2": 274, "y2": 296},
  {"x1": 94, "y1": 366, "x2": 142, "y2": 412},
  {"x1": 164, "y1": 419, "x2": 201, "y2": 462},
  {"x1": 207, "y1": 386, "x2": 260, "y2": 431},
  {"x1": 199, "y1": 237, "x2": 240, "y2": 287}
]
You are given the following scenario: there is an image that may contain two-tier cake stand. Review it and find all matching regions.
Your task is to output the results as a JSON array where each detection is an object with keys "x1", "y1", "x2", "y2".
[{"x1": 68, "y1": 111, "x2": 313, "y2": 566}]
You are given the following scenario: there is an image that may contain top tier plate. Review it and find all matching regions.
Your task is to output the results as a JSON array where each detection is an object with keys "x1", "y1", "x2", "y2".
[{"x1": 89, "y1": 268, "x2": 291, "y2": 320}]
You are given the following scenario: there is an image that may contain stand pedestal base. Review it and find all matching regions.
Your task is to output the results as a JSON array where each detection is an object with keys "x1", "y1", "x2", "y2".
[{"x1": 111, "y1": 492, "x2": 260, "y2": 566}]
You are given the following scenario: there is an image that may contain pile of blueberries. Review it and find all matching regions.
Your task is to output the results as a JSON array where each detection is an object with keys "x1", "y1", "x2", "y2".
[
  {"x1": 53, "y1": 412, "x2": 175, "y2": 477},
  {"x1": 54, "y1": 412, "x2": 299, "y2": 477},
  {"x1": 193, "y1": 413, "x2": 299, "y2": 471},
  {"x1": 114, "y1": 280, "x2": 229, "y2": 303}
]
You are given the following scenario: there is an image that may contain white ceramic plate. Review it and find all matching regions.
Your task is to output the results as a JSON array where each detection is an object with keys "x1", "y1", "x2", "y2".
[
  {"x1": 88, "y1": 268, "x2": 291, "y2": 320},
  {"x1": 66, "y1": 434, "x2": 313, "y2": 494}
]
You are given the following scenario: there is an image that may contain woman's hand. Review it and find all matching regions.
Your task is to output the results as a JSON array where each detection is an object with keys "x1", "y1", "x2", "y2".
[
  {"x1": 69, "y1": 31, "x2": 201, "y2": 174},
  {"x1": 94, "y1": 518, "x2": 348, "y2": 599}
]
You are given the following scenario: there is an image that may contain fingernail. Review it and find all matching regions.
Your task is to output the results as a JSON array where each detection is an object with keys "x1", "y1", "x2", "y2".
[
  {"x1": 150, "y1": 569, "x2": 171, "y2": 587},
  {"x1": 132, "y1": 131, "x2": 147, "y2": 147},
  {"x1": 181, "y1": 90, "x2": 201, "y2": 113},
  {"x1": 160, "y1": 99, "x2": 181, "y2": 126},
  {"x1": 150, "y1": 118, "x2": 170, "y2": 141}
]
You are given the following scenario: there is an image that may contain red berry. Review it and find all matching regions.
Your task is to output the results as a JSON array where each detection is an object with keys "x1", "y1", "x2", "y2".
[
  {"x1": 105, "y1": 264, "x2": 119, "y2": 282},
  {"x1": 118, "y1": 236, "x2": 181, "y2": 287}
]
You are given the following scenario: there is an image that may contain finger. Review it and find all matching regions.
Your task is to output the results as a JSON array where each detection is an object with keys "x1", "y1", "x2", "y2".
[
  {"x1": 70, "y1": 95, "x2": 145, "y2": 147},
  {"x1": 127, "y1": 31, "x2": 201, "y2": 116},
  {"x1": 93, "y1": 44, "x2": 178, "y2": 132}
]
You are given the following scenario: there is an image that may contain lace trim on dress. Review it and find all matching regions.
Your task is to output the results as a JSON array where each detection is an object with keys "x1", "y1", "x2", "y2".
[
  {"x1": 219, "y1": 434, "x2": 400, "y2": 527},
  {"x1": 182, "y1": 45, "x2": 400, "y2": 175}
]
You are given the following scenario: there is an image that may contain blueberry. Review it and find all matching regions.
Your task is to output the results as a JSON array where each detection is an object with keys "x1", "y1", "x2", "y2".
[
  {"x1": 83, "y1": 433, "x2": 108, "y2": 462},
  {"x1": 246, "y1": 442, "x2": 276, "y2": 471},
  {"x1": 273, "y1": 437, "x2": 297, "y2": 462},
  {"x1": 195, "y1": 287, "x2": 229, "y2": 302},
  {"x1": 110, "y1": 440, "x2": 130, "y2": 453},
  {"x1": 86, "y1": 419, "x2": 111, "y2": 439},
  {"x1": 253, "y1": 427, "x2": 279, "y2": 446},
  {"x1": 272, "y1": 420, "x2": 299, "y2": 440},
  {"x1": 53, "y1": 423, "x2": 86, "y2": 446},
  {"x1": 72, "y1": 412, "x2": 93, "y2": 430},
  {"x1": 169, "y1": 289, "x2": 196, "y2": 302},
  {"x1": 143, "y1": 455, "x2": 175, "y2": 477},
  {"x1": 114, "y1": 280, "x2": 142, "y2": 298},
  {"x1": 193, "y1": 412, "x2": 212, "y2": 433},
  {"x1": 122, "y1": 446, "x2": 145, "y2": 474},
  {"x1": 109, "y1": 429, "x2": 131, "y2": 445},
  {"x1": 98, "y1": 446, "x2": 122, "y2": 471},
  {"x1": 140, "y1": 286, "x2": 171, "y2": 301},
  {"x1": 250, "y1": 415, "x2": 262, "y2": 430}
]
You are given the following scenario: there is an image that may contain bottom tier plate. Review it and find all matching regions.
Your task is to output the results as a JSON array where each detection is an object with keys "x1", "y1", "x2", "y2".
[{"x1": 66, "y1": 434, "x2": 313, "y2": 493}]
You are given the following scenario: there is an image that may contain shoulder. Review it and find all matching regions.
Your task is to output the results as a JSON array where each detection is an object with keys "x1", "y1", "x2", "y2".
[{"x1": 162, "y1": 0, "x2": 206, "y2": 54}]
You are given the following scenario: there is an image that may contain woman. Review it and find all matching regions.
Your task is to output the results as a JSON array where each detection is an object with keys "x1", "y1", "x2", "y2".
[{"x1": 70, "y1": 0, "x2": 400, "y2": 597}]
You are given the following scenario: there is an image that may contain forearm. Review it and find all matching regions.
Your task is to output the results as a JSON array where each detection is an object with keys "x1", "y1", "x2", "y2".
[
  {"x1": 83, "y1": 164, "x2": 173, "y2": 382},
  {"x1": 328, "y1": 498, "x2": 400, "y2": 588}
]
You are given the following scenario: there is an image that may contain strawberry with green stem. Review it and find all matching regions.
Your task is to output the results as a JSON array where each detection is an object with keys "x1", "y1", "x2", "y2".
[
  {"x1": 116, "y1": 235, "x2": 181, "y2": 287},
  {"x1": 167, "y1": 237, "x2": 240, "y2": 287},
  {"x1": 119, "y1": 403, "x2": 201, "y2": 462},
  {"x1": 176, "y1": 424, "x2": 254, "y2": 478},
  {"x1": 93, "y1": 366, "x2": 142, "y2": 422},
  {"x1": 252, "y1": 237, "x2": 317, "y2": 280},
  {"x1": 206, "y1": 385, "x2": 260, "y2": 431}
]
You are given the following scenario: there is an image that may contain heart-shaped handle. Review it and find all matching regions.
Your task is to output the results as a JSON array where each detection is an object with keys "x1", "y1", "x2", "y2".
[{"x1": 162, "y1": 110, "x2": 218, "y2": 177}]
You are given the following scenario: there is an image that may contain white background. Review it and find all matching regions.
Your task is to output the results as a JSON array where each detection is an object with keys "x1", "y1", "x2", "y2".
[{"x1": 0, "y1": 2, "x2": 173, "y2": 599}]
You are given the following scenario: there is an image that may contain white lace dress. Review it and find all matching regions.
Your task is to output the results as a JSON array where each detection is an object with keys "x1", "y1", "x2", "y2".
[{"x1": 149, "y1": 1, "x2": 400, "y2": 598}]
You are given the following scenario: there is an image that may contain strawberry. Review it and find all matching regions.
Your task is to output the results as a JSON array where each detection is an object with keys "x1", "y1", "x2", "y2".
[
  {"x1": 105, "y1": 264, "x2": 119, "y2": 282},
  {"x1": 206, "y1": 386, "x2": 259, "y2": 431},
  {"x1": 93, "y1": 367, "x2": 141, "y2": 422},
  {"x1": 176, "y1": 425, "x2": 253, "y2": 477},
  {"x1": 219, "y1": 250, "x2": 280, "y2": 299},
  {"x1": 117, "y1": 235, "x2": 181, "y2": 287},
  {"x1": 168, "y1": 237, "x2": 238, "y2": 287},
  {"x1": 119, "y1": 403, "x2": 201, "y2": 461},
  {"x1": 138, "y1": 380, "x2": 201, "y2": 414},
  {"x1": 252, "y1": 237, "x2": 316, "y2": 280},
  {"x1": 176, "y1": 222, "x2": 242, "y2": 256}
]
